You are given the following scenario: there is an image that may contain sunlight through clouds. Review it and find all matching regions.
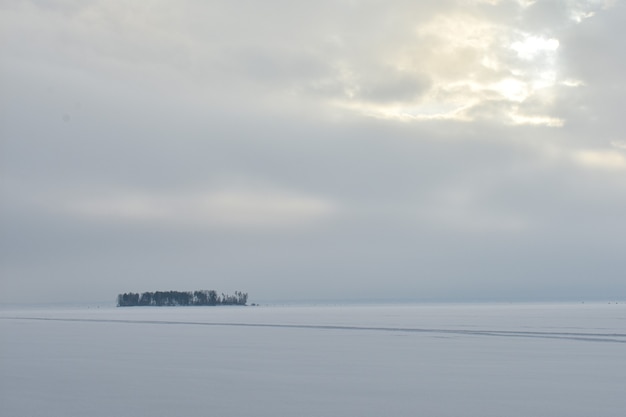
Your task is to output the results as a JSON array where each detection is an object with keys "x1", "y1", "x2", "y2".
[
  {"x1": 324, "y1": 4, "x2": 570, "y2": 126},
  {"x1": 573, "y1": 150, "x2": 626, "y2": 170},
  {"x1": 511, "y1": 36, "x2": 559, "y2": 60}
]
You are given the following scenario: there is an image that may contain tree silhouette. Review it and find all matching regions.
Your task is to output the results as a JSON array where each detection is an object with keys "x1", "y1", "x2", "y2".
[{"x1": 117, "y1": 290, "x2": 248, "y2": 307}]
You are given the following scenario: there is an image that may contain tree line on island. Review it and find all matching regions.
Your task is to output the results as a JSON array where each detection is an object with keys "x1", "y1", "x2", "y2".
[{"x1": 117, "y1": 290, "x2": 248, "y2": 307}]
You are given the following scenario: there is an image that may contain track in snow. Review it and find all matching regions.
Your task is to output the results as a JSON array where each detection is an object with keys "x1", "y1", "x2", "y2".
[{"x1": 3, "y1": 316, "x2": 626, "y2": 344}]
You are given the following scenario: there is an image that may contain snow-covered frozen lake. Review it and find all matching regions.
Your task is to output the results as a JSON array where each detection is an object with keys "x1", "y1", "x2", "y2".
[{"x1": 1, "y1": 303, "x2": 625, "y2": 416}]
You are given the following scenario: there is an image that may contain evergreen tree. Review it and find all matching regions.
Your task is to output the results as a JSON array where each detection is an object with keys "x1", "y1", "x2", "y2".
[{"x1": 117, "y1": 289, "x2": 248, "y2": 307}]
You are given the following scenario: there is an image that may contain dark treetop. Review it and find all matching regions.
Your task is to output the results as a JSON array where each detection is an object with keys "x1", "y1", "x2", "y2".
[{"x1": 117, "y1": 290, "x2": 248, "y2": 307}]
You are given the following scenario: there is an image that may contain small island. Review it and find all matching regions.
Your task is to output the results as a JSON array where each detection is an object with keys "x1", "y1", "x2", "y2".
[{"x1": 117, "y1": 290, "x2": 248, "y2": 307}]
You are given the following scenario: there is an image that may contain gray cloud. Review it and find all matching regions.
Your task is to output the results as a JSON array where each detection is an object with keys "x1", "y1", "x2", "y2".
[{"x1": 1, "y1": 0, "x2": 625, "y2": 304}]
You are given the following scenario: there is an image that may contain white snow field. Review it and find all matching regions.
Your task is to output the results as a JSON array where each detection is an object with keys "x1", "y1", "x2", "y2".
[{"x1": 1, "y1": 303, "x2": 625, "y2": 417}]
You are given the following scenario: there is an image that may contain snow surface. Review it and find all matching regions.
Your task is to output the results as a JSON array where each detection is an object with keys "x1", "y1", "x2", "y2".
[{"x1": 1, "y1": 303, "x2": 625, "y2": 417}]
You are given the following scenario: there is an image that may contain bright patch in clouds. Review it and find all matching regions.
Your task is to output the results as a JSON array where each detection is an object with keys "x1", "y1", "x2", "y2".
[
  {"x1": 509, "y1": 113, "x2": 564, "y2": 127},
  {"x1": 511, "y1": 36, "x2": 559, "y2": 60},
  {"x1": 573, "y1": 150, "x2": 626, "y2": 170},
  {"x1": 562, "y1": 79, "x2": 585, "y2": 87},
  {"x1": 492, "y1": 78, "x2": 528, "y2": 102},
  {"x1": 330, "y1": 9, "x2": 568, "y2": 126},
  {"x1": 65, "y1": 188, "x2": 338, "y2": 230}
]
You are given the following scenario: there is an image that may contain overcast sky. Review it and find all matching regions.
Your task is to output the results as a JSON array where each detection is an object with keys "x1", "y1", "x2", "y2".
[{"x1": 1, "y1": 0, "x2": 625, "y2": 304}]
